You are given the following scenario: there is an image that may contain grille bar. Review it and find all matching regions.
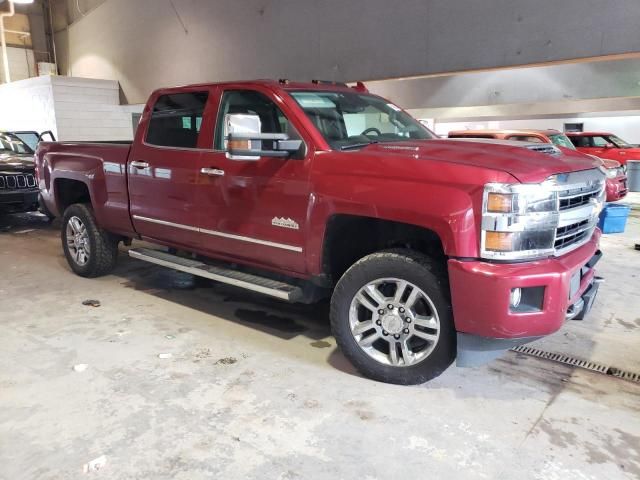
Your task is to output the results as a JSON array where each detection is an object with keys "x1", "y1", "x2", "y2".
[{"x1": 0, "y1": 173, "x2": 36, "y2": 190}]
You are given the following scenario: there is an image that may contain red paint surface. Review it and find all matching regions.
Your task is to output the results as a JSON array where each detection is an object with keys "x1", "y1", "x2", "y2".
[{"x1": 448, "y1": 229, "x2": 600, "y2": 338}]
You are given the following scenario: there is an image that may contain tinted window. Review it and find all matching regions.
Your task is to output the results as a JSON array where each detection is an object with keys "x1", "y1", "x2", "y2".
[
  {"x1": 591, "y1": 136, "x2": 610, "y2": 147},
  {"x1": 569, "y1": 136, "x2": 590, "y2": 148},
  {"x1": 507, "y1": 135, "x2": 544, "y2": 143},
  {"x1": 0, "y1": 132, "x2": 33, "y2": 154},
  {"x1": 214, "y1": 90, "x2": 300, "y2": 150},
  {"x1": 146, "y1": 92, "x2": 208, "y2": 148}
]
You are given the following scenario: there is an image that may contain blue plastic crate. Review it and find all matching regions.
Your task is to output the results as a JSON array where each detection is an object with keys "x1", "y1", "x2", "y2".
[{"x1": 597, "y1": 203, "x2": 631, "y2": 234}]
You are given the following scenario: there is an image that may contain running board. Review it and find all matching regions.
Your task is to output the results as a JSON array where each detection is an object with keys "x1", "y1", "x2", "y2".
[{"x1": 128, "y1": 248, "x2": 303, "y2": 301}]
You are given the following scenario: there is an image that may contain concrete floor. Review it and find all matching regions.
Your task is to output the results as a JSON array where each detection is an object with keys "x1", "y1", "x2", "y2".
[{"x1": 1, "y1": 195, "x2": 639, "y2": 480}]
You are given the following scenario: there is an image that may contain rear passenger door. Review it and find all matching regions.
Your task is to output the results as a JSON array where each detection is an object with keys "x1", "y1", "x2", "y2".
[{"x1": 128, "y1": 89, "x2": 215, "y2": 250}]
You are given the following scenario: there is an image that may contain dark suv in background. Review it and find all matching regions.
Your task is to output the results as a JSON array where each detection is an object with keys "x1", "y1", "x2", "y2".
[{"x1": 0, "y1": 131, "x2": 40, "y2": 215}]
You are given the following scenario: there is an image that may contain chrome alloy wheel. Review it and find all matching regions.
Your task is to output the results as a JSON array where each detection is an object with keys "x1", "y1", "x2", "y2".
[
  {"x1": 349, "y1": 278, "x2": 441, "y2": 367},
  {"x1": 66, "y1": 216, "x2": 90, "y2": 266}
]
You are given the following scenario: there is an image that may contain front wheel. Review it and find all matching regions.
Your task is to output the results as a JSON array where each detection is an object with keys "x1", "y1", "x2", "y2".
[
  {"x1": 62, "y1": 203, "x2": 119, "y2": 278},
  {"x1": 330, "y1": 249, "x2": 455, "y2": 385}
]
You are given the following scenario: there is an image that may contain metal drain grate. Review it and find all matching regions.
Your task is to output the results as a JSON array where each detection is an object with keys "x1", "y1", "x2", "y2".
[{"x1": 511, "y1": 345, "x2": 640, "y2": 384}]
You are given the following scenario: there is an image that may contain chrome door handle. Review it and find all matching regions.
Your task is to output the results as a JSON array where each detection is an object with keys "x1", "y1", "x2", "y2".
[
  {"x1": 130, "y1": 161, "x2": 149, "y2": 169},
  {"x1": 200, "y1": 168, "x2": 225, "y2": 176}
]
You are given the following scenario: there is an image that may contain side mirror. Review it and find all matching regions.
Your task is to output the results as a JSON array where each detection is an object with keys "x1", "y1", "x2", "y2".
[
  {"x1": 224, "y1": 113, "x2": 302, "y2": 161},
  {"x1": 604, "y1": 143, "x2": 615, "y2": 149}
]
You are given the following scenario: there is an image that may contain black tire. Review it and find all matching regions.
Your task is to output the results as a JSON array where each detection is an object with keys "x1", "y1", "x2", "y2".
[
  {"x1": 330, "y1": 249, "x2": 455, "y2": 385},
  {"x1": 61, "y1": 203, "x2": 119, "y2": 278}
]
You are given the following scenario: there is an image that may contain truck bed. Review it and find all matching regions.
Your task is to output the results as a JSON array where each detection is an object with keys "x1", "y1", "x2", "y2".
[{"x1": 36, "y1": 141, "x2": 135, "y2": 237}]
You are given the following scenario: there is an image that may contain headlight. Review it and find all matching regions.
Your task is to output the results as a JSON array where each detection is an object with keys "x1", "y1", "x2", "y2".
[
  {"x1": 606, "y1": 168, "x2": 618, "y2": 178},
  {"x1": 481, "y1": 183, "x2": 559, "y2": 260}
]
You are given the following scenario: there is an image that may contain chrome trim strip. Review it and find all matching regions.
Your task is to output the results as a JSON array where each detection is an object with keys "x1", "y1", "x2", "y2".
[
  {"x1": 199, "y1": 227, "x2": 303, "y2": 252},
  {"x1": 133, "y1": 215, "x2": 199, "y2": 232},
  {"x1": 132, "y1": 215, "x2": 303, "y2": 253}
]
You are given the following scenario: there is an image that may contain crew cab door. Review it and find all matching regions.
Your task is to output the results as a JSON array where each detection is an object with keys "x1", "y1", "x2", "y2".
[
  {"x1": 128, "y1": 89, "x2": 215, "y2": 250},
  {"x1": 197, "y1": 88, "x2": 311, "y2": 274}
]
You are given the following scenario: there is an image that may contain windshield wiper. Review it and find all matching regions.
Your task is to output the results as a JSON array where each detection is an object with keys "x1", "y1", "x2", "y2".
[{"x1": 340, "y1": 140, "x2": 379, "y2": 151}]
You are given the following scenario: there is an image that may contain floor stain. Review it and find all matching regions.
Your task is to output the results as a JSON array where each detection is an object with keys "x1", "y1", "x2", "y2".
[
  {"x1": 310, "y1": 340, "x2": 331, "y2": 349},
  {"x1": 616, "y1": 318, "x2": 636, "y2": 330},
  {"x1": 235, "y1": 308, "x2": 307, "y2": 335},
  {"x1": 215, "y1": 357, "x2": 237, "y2": 365},
  {"x1": 538, "y1": 420, "x2": 578, "y2": 448},
  {"x1": 193, "y1": 348, "x2": 211, "y2": 362}
]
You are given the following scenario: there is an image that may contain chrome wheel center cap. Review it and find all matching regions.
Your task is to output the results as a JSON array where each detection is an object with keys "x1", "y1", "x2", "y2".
[{"x1": 381, "y1": 313, "x2": 403, "y2": 335}]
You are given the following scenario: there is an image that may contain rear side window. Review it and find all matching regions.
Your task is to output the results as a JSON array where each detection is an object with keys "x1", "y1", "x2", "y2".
[
  {"x1": 146, "y1": 92, "x2": 208, "y2": 148},
  {"x1": 591, "y1": 136, "x2": 609, "y2": 147},
  {"x1": 507, "y1": 135, "x2": 544, "y2": 143},
  {"x1": 568, "y1": 136, "x2": 589, "y2": 148}
]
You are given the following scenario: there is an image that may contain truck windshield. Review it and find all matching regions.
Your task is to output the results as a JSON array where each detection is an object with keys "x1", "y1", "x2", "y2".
[
  {"x1": 290, "y1": 91, "x2": 434, "y2": 150},
  {"x1": 0, "y1": 132, "x2": 34, "y2": 155},
  {"x1": 607, "y1": 135, "x2": 633, "y2": 148},
  {"x1": 548, "y1": 134, "x2": 576, "y2": 150}
]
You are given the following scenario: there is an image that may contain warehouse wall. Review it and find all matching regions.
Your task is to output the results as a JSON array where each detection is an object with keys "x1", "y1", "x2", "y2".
[
  {"x1": 0, "y1": 75, "x2": 137, "y2": 140},
  {"x1": 368, "y1": 59, "x2": 640, "y2": 110},
  {"x1": 0, "y1": 47, "x2": 36, "y2": 83},
  {"x1": 51, "y1": 0, "x2": 640, "y2": 104}
]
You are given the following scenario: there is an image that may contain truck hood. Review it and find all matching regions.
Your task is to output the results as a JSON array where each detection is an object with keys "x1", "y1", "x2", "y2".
[
  {"x1": 0, "y1": 152, "x2": 35, "y2": 173},
  {"x1": 364, "y1": 138, "x2": 602, "y2": 183}
]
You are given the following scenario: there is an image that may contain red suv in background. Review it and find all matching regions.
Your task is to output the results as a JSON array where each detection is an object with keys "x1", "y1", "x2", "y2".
[
  {"x1": 449, "y1": 129, "x2": 627, "y2": 201},
  {"x1": 566, "y1": 132, "x2": 640, "y2": 168}
]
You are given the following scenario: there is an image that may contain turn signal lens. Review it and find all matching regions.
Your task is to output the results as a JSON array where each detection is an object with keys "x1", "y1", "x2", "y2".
[
  {"x1": 487, "y1": 193, "x2": 513, "y2": 213},
  {"x1": 485, "y1": 231, "x2": 513, "y2": 251},
  {"x1": 228, "y1": 139, "x2": 250, "y2": 150}
]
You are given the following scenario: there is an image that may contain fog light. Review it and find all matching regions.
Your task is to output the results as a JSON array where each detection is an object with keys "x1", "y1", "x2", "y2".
[{"x1": 510, "y1": 288, "x2": 522, "y2": 308}]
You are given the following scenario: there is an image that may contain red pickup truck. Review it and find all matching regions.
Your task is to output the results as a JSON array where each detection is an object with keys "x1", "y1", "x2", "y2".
[{"x1": 36, "y1": 80, "x2": 606, "y2": 385}]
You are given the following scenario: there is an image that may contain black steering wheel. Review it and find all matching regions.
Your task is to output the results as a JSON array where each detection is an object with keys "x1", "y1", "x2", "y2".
[{"x1": 361, "y1": 127, "x2": 382, "y2": 137}]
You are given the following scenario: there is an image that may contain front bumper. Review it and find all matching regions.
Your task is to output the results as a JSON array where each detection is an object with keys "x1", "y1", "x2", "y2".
[
  {"x1": 448, "y1": 228, "x2": 601, "y2": 340},
  {"x1": 606, "y1": 175, "x2": 628, "y2": 201},
  {"x1": 0, "y1": 189, "x2": 39, "y2": 213}
]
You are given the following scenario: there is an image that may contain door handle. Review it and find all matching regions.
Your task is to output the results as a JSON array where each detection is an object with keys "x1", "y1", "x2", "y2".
[
  {"x1": 130, "y1": 161, "x2": 149, "y2": 169},
  {"x1": 200, "y1": 167, "x2": 225, "y2": 176}
]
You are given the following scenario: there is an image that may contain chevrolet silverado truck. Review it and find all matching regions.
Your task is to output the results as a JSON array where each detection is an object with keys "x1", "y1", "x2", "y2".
[
  {"x1": 449, "y1": 129, "x2": 627, "y2": 201},
  {"x1": 36, "y1": 80, "x2": 606, "y2": 385}
]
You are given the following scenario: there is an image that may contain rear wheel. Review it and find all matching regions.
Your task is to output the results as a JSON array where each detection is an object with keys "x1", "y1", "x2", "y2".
[
  {"x1": 62, "y1": 203, "x2": 119, "y2": 277},
  {"x1": 330, "y1": 249, "x2": 455, "y2": 385}
]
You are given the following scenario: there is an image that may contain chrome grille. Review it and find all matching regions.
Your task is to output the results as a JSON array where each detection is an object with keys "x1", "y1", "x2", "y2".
[
  {"x1": 559, "y1": 189, "x2": 601, "y2": 210},
  {"x1": 0, "y1": 173, "x2": 37, "y2": 190},
  {"x1": 552, "y1": 169, "x2": 605, "y2": 256}
]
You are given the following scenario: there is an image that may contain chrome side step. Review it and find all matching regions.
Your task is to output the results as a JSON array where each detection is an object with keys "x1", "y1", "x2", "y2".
[{"x1": 128, "y1": 248, "x2": 303, "y2": 301}]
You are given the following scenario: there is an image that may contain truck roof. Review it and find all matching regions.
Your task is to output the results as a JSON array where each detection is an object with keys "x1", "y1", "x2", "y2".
[
  {"x1": 565, "y1": 131, "x2": 613, "y2": 137},
  {"x1": 153, "y1": 79, "x2": 362, "y2": 95}
]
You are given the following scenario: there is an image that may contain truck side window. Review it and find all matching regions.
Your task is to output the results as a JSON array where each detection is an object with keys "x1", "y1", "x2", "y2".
[
  {"x1": 214, "y1": 90, "x2": 300, "y2": 150},
  {"x1": 591, "y1": 136, "x2": 608, "y2": 147},
  {"x1": 146, "y1": 92, "x2": 208, "y2": 149},
  {"x1": 508, "y1": 135, "x2": 544, "y2": 143}
]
